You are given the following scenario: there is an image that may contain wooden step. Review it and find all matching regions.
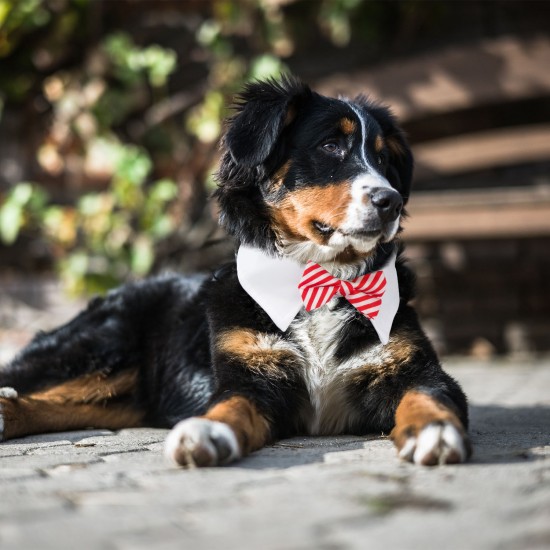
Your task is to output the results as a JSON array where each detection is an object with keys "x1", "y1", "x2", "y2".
[
  {"x1": 404, "y1": 185, "x2": 550, "y2": 240},
  {"x1": 412, "y1": 124, "x2": 550, "y2": 179}
]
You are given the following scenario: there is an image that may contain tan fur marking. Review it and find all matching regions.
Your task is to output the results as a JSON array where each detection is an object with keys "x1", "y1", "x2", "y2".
[
  {"x1": 374, "y1": 135, "x2": 385, "y2": 153},
  {"x1": 1, "y1": 398, "x2": 143, "y2": 441},
  {"x1": 284, "y1": 104, "x2": 297, "y2": 127},
  {"x1": 217, "y1": 328, "x2": 298, "y2": 379},
  {"x1": 384, "y1": 334, "x2": 420, "y2": 366},
  {"x1": 390, "y1": 391, "x2": 463, "y2": 451},
  {"x1": 204, "y1": 396, "x2": 270, "y2": 455},
  {"x1": 386, "y1": 134, "x2": 405, "y2": 157},
  {"x1": 30, "y1": 370, "x2": 138, "y2": 404},
  {"x1": 270, "y1": 183, "x2": 352, "y2": 244},
  {"x1": 270, "y1": 160, "x2": 291, "y2": 191},
  {"x1": 340, "y1": 117, "x2": 357, "y2": 135},
  {"x1": 1, "y1": 370, "x2": 143, "y2": 441},
  {"x1": 349, "y1": 332, "x2": 420, "y2": 386}
]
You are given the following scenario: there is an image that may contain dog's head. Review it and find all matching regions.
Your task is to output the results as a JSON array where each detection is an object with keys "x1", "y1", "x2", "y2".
[{"x1": 215, "y1": 75, "x2": 413, "y2": 273}]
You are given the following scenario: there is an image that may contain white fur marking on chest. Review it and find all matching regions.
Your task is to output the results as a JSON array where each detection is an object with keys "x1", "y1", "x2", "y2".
[{"x1": 290, "y1": 303, "x2": 384, "y2": 435}]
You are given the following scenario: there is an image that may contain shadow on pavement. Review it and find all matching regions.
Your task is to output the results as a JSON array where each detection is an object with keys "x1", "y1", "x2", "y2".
[
  {"x1": 235, "y1": 435, "x2": 372, "y2": 471},
  {"x1": 468, "y1": 403, "x2": 550, "y2": 465},
  {"x1": 238, "y1": 404, "x2": 550, "y2": 470}
]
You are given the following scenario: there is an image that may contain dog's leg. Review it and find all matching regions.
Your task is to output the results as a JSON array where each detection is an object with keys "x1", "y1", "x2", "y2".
[
  {"x1": 165, "y1": 395, "x2": 270, "y2": 467},
  {"x1": 348, "y1": 321, "x2": 471, "y2": 466},
  {"x1": 0, "y1": 276, "x2": 212, "y2": 440},
  {"x1": 0, "y1": 370, "x2": 143, "y2": 441},
  {"x1": 390, "y1": 390, "x2": 471, "y2": 465},
  {"x1": 165, "y1": 323, "x2": 308, "y2": 467}
]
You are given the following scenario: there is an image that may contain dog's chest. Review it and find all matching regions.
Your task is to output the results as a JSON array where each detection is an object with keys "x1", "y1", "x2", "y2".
[{"x1": 290, "y1": 303, "x2": 382, "y2": 435}]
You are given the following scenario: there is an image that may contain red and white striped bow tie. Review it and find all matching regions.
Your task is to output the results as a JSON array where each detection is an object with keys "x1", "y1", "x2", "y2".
[{"x1": 298, "y1": 262, "x2": 387, "y2": 319}]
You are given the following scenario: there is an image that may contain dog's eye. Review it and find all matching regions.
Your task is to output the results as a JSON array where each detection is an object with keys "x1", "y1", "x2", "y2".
[
  {"x1": 377, "y1": 153, "x2": 388, "y2": 166},
  {"x1": 313, "y1": 221, "x2": 334, "y2": 236},
  {"x1": 322, "y1": 142, "x2": 341, "y2": 155}
]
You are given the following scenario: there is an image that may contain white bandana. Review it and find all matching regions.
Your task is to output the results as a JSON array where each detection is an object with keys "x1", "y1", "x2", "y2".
[{"x1": 236, "y1": 244, "x2": 400, "y2": 344}]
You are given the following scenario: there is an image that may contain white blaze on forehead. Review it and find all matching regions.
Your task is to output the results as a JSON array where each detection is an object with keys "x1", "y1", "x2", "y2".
[
  {"x1": 346, "y1": 101, "x2": 379, "y2": 172},
  {"x1": 341, "y1": 102, "x2": 400, "y2": 236},
  {"x1": 345, "y1": 102, "x2": 394, "y2": 199}
]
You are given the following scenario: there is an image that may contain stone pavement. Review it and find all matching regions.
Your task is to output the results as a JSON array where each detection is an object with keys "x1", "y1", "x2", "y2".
[{"x1": 0, "y1": 360, "x2": 548, "y2": 550}]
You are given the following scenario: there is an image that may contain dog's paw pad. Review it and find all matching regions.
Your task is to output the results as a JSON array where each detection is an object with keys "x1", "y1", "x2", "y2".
[
  {"x1": 0, "y1": 387, "x2": 18, "y2": 400},
  {"x1": 399, "y1": 422, "x2": 469, "y2": 466},
  {"x1": 164, "y1": 418, "x2": 240, "y2": 467}
]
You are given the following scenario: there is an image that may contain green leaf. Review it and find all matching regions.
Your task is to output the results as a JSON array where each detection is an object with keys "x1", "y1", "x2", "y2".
[
  {"x1": 248, "y1": 55, "x2": 285, "y2": 81},
  {"x1": 149, "y1": 179, "x2": 178, "y2": 203},
  {"x1": 0, "y1": 200, "x2": 23, "y2": 244},
  {"x1": 196, "y1": 20, "x2": 222, "y2": 47},
  {"x1": 149, "y1": 214, "x2": 174, "y2": 239},
  {"x1": 115, "y1": 145, "x2": 152, "y2": 187},
  {"x1": 131, "y1": 235, "x2": 154, "y2": 276},
  {"x1": 186, "y1": 91, "x2": 224, "y2": 143},
  {"x1": 0, "y1": 182, "x2": 43, "y2": 244},
  {"x1": 142, "y1": 45, "x2": 177, "y2": 88},
  {"x1": 11, "y1": 182, "x2": 33, "y2": 205},
  {"x1": 78, "y1": 194, "x2": 104, "y2": 216},
  {"x1": 65, "y1": 251, "x2": 89, "y2": 277}
]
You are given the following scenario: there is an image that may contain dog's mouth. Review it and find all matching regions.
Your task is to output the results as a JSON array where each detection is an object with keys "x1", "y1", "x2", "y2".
[
  {"x1": 314, "y1": 221, "x2": 383, "y2": 241},
  {"x1": 274, "y1": 209, "x2": 400, "y2": 267},
  {"x1": 340, "y1": 228, "x2": 381, "y2": 240},
  {"x1": 276, "y1": 224, "x2": 391, "y2": 269}
]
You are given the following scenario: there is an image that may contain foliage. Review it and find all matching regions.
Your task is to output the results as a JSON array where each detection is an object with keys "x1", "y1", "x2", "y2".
[
  {"x1": 0, "y1": 7, "x2": 183, "y2": 293},
  {"x1": 0, "y1": 153, "x2": 177, "y2": 294},
  {"x1": 0, "y1": 183, "x2": 47, "y2": 245},
  {"x1": 0, "y1": 0, "x2": 428, "y2": 294}
]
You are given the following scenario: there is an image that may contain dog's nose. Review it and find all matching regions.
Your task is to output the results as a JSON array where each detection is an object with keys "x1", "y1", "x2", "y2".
[{"x1": 369, "y1": 187, "x2": 403, "y2": 222}]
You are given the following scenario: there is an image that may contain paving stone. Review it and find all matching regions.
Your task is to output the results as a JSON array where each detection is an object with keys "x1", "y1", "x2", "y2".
[{"x1": 0, "y1": 362, "x2": 548, "y2": 550}]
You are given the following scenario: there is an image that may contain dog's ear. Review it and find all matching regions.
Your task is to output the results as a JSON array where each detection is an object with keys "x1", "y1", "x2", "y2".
[
  {"x1": 224, "y1": 75, "x2": 311, "y2": 167},
  {"x1": 365, "y1": 102, "x2": 414, "y2": 204}
]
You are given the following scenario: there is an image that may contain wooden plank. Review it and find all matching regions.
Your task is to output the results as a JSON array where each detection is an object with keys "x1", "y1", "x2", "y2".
[
  {"x1": 404, "y1": 186, "x2": 550, "y2": 240},
  {"x1": 317, "y1": 36, "x2": 550, "y2": 121},
  {"x1": 412, "y1": 124, "x2": 550, "y2": 179}
]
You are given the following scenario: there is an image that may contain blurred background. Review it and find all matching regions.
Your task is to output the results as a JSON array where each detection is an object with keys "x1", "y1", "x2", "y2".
[{"x1": 1, "y1": 0, "x2": 549, "y2": 361}]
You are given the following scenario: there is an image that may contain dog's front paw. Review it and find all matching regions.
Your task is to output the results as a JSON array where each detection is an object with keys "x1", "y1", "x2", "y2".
[
  {"x1": 165, "y1": 417, "x2": 241, "y2": 467},
  {"x1": 0, "y1": 387, "x2": 18, "y2": 442},
  {"x1": 395, "y1": 421, "x2": 471, "y2": 466}
]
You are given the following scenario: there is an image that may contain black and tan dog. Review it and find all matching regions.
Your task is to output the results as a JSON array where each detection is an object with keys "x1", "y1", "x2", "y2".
[{"x1": 0, "y1": 76, "x2": 471, "y2": 467}]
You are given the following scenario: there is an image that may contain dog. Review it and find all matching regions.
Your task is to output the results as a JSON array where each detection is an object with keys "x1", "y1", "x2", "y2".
[{"x1": 0, "y1": 75, "x2": 471, "y2": 467}]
